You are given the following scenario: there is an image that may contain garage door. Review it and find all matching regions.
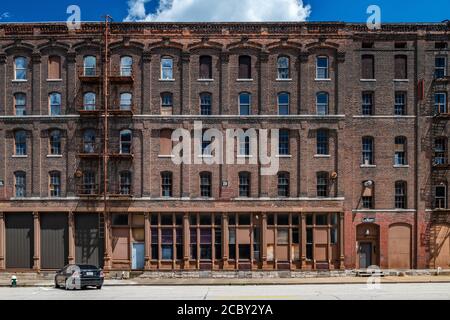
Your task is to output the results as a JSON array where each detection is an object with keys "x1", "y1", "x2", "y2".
[
  {"x1": 388, "y1": 224, "x2": 411, "y2": 269},
  {"x1": 432, "y1": 224, "x2": 450, "y2": 269},
  {"x1": 41, "y1": 213, "x2": 68, "y2": 269},
  {"x1": 75, "y1": 214, "x2": 104, "y2": 267},
  {"x1": 5, "y1": 213, "x2": 34, "y2": 269}
]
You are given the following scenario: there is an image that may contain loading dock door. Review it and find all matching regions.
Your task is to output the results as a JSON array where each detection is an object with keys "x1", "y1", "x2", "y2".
[
  {"x1": 75, "y1": 214, "x2": 104, "y2": 267},
  {"x1": 388, "y1": 224, "x2": 411, "y2": 269},
  {"x1": 432, "y1": 224, "x2": 450, "y2": 268},
  {"x1": 41, "y1": 213, "x2": 68, "y2": 269},
  {"x1": 5, "y1": 213, "x2": 34, "y2": 269}
]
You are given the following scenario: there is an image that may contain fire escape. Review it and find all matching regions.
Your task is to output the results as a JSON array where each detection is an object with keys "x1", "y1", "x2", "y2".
[{"x1": 74, "y1": 17, "x2": 134, "y2": 268}]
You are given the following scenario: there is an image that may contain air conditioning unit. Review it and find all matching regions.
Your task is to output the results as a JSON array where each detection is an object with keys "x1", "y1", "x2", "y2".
[{"x1": 364, "y1": 180, "x2": 373, "y2": 187}]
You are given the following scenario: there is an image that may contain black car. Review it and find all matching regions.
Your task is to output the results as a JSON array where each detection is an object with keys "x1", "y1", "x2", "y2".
[{"x1": 55, "y1": 264, "x2": 104, "y2": 290}]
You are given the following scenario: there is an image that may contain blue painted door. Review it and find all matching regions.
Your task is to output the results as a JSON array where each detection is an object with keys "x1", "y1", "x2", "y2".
[{"x1": 132, "y1": 243, "x2": 145, "y2": 270}]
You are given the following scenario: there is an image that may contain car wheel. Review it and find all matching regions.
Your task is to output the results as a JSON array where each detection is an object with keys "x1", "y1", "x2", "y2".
[
  {"x1": 96, "y1": 285, "x2": 102, "y2": 290},
  {"x1": 54, "y1": 281, "x2": 59, "y2": 289},
  {"x1": 65, "y1": 279, "x2": 70, "y2": 290}
]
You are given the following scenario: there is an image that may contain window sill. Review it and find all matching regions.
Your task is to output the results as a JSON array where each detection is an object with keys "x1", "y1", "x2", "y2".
[
  {"x1": 12, "y1": 79, "x2": 27, "y2": 83},
  {"x1": 314, "y1": 154, "x2": 331, "y2": 158},
  {"x1": 276, "y1": 78, "x2": 292, "y2": 81},
  {"x1": 47, "y1": 155, "x2": 63, "y2": 158},
  {"x1": 198, "y1": 155, "x2": 213, "y2": 158},
  {"x1": 237, "y1": 155, "x2": 253, "y2": 158},
  {"x1": 158, "y1": 154, "x2": 174, "y2": 158},
  {"x1": 360, "y1": 164, "x2": 376, "y2": 168},
  {"x1": 236, "y1": 78, "x2": 254, "y2": 82},
  {"x1": 197, "y1": 78, "x2": 214, "y2": 82},
  {"x1": 12, "y1": 155, "x2": 28, "y2": 158},
  {"x1": 315, "y1": 78, "x2": 332, "y2": 81},
  {"x1": 276, "y1": 154, "x2": 292, "y2": 158},
  {"x1": 360, "y1": 79, "x2": 376, "y2": 82},
  {"x1": 47, "y1": 79, "x2": 63, "y2": 82},
  {"x1": 393, "y1": 79, "x2": 409, "y2": 82},
  {"x1": 159, "y1": 78, "x2": 175, "y2": 82},
  {"x1": 393, "y1": 164, "x2": 409, "y2": 168}
]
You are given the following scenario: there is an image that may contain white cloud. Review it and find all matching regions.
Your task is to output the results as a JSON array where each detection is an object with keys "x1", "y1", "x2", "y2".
[
  {"x1": 124, "y1": 0, "x2": 311, "y2": 22},
  {"x1": 0, "y1": 12, "x2": 10, "y2": 20}
]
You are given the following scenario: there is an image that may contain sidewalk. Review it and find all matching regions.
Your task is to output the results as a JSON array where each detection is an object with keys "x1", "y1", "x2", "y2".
[{"x1": 1, "y1": 275, "x2": 450, "y2": 287}]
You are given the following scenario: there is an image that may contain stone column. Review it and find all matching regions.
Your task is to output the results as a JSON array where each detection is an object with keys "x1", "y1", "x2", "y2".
[
  {"x1": 68, "y1": 211, "x2": 75, "y2": 264},
  {"x1": 0, "y1": 212, "x2": 5, "y2": 270},
  {"x1": 339, "y1": 212, "x2": 345, "y2": 269},
  {"x1": 261, "y1": 213, "x2": 267, "y2": 269},
  {"x1": 103, "y1": 212, "x2": 112, "y2": 270},
  {"x1": 180, "y1": 51, "x2": 190, "y2": 115},
  {"x1": 144, "y1": 212, "x2": 151, "y2": 270},
  {"x1": 301, "y1": 212, "x2": 306, "y2": 269},
  {"x1": 31, "y1": 51, "x2": 41, "y2": 115},
  {"x1": 33, "y1": 212, "x2": 40, "y2": 271},
  {"x1": 183, "y1": 213, "x2": 190, "y2": 269}
]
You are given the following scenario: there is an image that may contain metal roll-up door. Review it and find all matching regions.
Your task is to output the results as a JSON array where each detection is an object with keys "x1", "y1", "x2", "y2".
[
  {"x1": 41, "y1": 213, "x2": 68, "y2": 269},
  {"x1": 5, "y1": 213, "x2": 34, "y2": 269},
  {"x1": 75, "y1": 214, "x2": 104, "y2": 267}
]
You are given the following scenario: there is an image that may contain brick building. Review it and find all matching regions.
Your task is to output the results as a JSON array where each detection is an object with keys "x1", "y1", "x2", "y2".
[{"x1": 0, "y1": 21, "x2": 448, "y2": 273}]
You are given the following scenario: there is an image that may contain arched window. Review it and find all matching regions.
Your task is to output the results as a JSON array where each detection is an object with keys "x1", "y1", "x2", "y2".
[
  {"x1": 200, "y1": 92, "x2": 212, "y2": 115},
  {"x1": 14, "y1": 93, "x2": 26, "y2": 116},
  {"x1": 120, "y1": 92, "x2": 132, "y2": 110},
  {"x1": 120, "y1": 129, "x2": 132, "y2": 154},
  {"x1": 14, "y1": 57, "x2": 27, "y2": 80},
  {"x1": 15, "y1": 130, "x2": 27, "y2": 155},
  {"x1": 277, "y1": 172, "x2": 290, "y2": 197},
  {"x1": 83, "y1": 129, "x2": 96, "y2": 153},
  {"x1": 49, "y1": 171, "x2": 61, "y2": 197},
  {"x1": 49, "y1": 130, "x2": 61, "y2": 155},
  {"x1": 49, "y1": 92, "x2": 61, "y2": 115},
  {"x1": 199, "y1": 55, "x2": 212, "y2": 79},
  {"x1": 316, "y1": 92, "x2": 329, "y2": 115},
  {"x1": 362, "y1": 136, "x2": 374, "y2": 165},
  {"x1": 238, "y1": 55, "x2": 251, "y2": 79},
  {"x1": 119, "y1": 171, "x2": 132, "y2": 195},
  {"x1": 239, "y1": 92, "x2": 251, "y2": 115},
  {"x1": 83, "y1": 92, "x2": 96, "y2": 111},
  {"x1": 83, "y1": 56, "x2": 96, "y2": 76},
  {"x1": 316, "y1": 56, "x2": 329, "y2": 79},
  {"x1": 395, "y1": 181, "x2": 407, "y2": 209},
  {"x1": 14, "y1": 171, "x2": 26, "y2": 198},
  {"x1": 277, "y1": 56, "x2": 290, "y2": 79},
  {"x1": 394, "y1": 136, "x2": 407, "y2": 165},
  {"x1": 120, "y1": 56, "x2": 133, "y2": 76},
  {"x1": 200, "y1": 172, "x2": 212, "y2": 197},
  {"x1": 277, "y1": 92, "x2": 290, "y2": 115},
  {"x1": 48, "y1": 55, "x2": 61, "y2": 79},
  {"x1": 161, "y1": 56, "x2": 174, "y2": 80},
  {"x1": 161, "y1": 171, "x2": 173, "y2": 197}
]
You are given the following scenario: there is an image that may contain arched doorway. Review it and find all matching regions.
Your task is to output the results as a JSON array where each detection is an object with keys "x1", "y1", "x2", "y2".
[
  {"x1": 430, "y1": 223, "x2": 450, "y2": 269},
  {"x1": 356, "y1": 223, "x2": 379, "y2": 269},
  {"x1": 388, "y1": 223, "x2": 412, "y2": 269}
]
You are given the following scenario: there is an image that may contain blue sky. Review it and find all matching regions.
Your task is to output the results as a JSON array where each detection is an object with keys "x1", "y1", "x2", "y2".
[{"x1": 0, "y1": 0, "x2": 448, "y2": 23}]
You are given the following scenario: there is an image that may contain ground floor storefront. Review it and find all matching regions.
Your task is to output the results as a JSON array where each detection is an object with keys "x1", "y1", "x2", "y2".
[{"x1": 0, "y1": 209, "x2": 448, "y2": 272}]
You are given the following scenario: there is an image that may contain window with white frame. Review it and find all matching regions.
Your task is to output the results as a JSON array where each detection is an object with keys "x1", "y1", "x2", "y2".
[
  {"x1": 14, "y1": 93, "x2": 26, "y2": 116},
  {"x1": 14, "y1": 57, "x2": 27, "y2": 80},
  {"x1": 161, "y1": 57, "x2": 174, "y2": 80},
  {"x1": 277, "y1": 56, "x2": 290, "y2": 79},
  {"x1": 120, "y1": 56, "x2": 132, "y2": 76},
  {"x1": 239, "y1": 92, "x2": 251, "y2": 115},
  {"x1": 316, "y1": 92, "x2": 329, "y2": 115},
  {"x1": 120, "y1": 129, "x2": 132, "y2": 154},
  {"x1": 83, "y1": 92, "x2": 96, "y2": 111},
  {"x1": 49, "y1": 92, "x2": 61, "y2": 115},
  {"x1": 435, "y1": 92, "x2": 447, "y2": 114},
  {"x1": 435, "y1": 56, "x2": 447, "y2": 79},
  {"x1": 277, "y1": 92, "x2": 290, "y2": 115},
  {"x1": 316, "y1": 56, "x2": 329, "y2": 79},
  {"x1": 120, "y1": 92, "x2": 132, "y2": 110},
  {"x1": 49, "y1": 130, "x2": 61, "y2": 155},
  {"x1": 83, "y1": 56, "x2": 96, "y2": 76},
  {"x1": 15, "y1": 130, "x2": 27, "y2": 155},
  {"x1": 49, "y1": 171, "x2": 61, "y2": 197},
  {"x1": 14, "y1": 171, "x2": 26, "y2": 198}
]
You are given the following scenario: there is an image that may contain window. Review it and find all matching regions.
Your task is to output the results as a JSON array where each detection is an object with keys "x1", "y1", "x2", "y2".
[
  {"x1": 161, "y1": 172, "x2": 173, "y2": 197},
  {"x1": 277, "y1": 172, "x2": 290, "y2": 197},
  {"x1": 316, "y1": 129, "x2": 329, "y2": 155},
  {"x1": 83, "y1": 92, "x2": 96, "y2": 111},
  {"x1": 239, "y1": 92, "x2": 251, "y2": 115},
  {"x1": 434, "y1": 137, "x2": 448, "y2": 165},
  {"x1": 278, "y1": 129, "x2": 290, "y2": 155},
  {"x1": 435, "y1": 56, "x2": 447, "y2": 79},
  {"x1": 48, "y1": 56, "x2": 61, "y2": 79},
  {"x1": 14, "y1": 172, "x2": 26, "y2": 198},
  {"x1": 120, "y1": 92, "x2": 132, "y2": 110},
  {"x1": 120, "y1": 56, "x2": 132, "y2": 76},
  {"x1": 239, "y1": 134, "x2": 250, "y2": 156},
  {"x1": 112, "y1": 214, "x2": 128, "y2": 226},
  {"x1": 14, "y1": 57, "x2": 27, "y2": 80},
  {"x1": 362, "y1": 42, "x2": 374, "y2": 49},
  {"x1": 239, "y1": 172, "x2": 250, "y2": 197},
  {"x1": 200, "y1": 172, "x2": 212, "y2": 197},
  {"x1": 277, "y1": 92, "x2": 289, "y2": 115},
  {"x1": 316, "y1": 92, "x2": 329, "y2": 115},
  {"x1": 14, "y1": 93, "x2": 26, "y2": 116},
  {"x1": 277, "y1": 56, "x2": 289, "y2": 79},
  {"x1": 435, "y1": 42, "x2": 448, "y2": 50},
  {"x1": 83, "y1": 129, "x2": 96, "y2": 153},
  {"x1": 435, "y1": 92, "x2": 447, "y2": 114},
  {"x1": 199, "y1": 55, "x2": 212, "y2": 79},
  {"x1": 201, "y1": 129, "x2": 212, "y2": 156},
  {"x1": 238, "y1": 55, "x2": 251, "y2": 79},
  {"x1": 362, "y1": 181, "x2": 374, "y2": 209},
  {"x1": 15, "y1": 130, "x2": 27, "y2": 155},
  {"x1": 161, "y1": 57, "x2": 173, "y2": 80},
  {"x1": 151, "y1": 213, "x2": 183, "y2": 261},
  {"x1": 200, "y1": 93, "x2": 212, "y2": 115},
  {"x1": 83, "y1": 56, "x2": 96, "y2": 76},
  {"x1": 395, "y1": 42, "x2": 407, "y2": 49},
  {"x1": 316, "y1": 172, "x2": 329, "y2": 197},
  {"x1": 362, "y1": 92, "x2": 374, "y2": 115},
  {"x1": 49, "y1": 92, "x2": 61, "y2": 115},
  {"x1": 161, "y1": 92, "x2": 173, "y2": 109},
  {"x1": 120, "y1": 129, "x2": 132, "y2": 154},
  {"x1": 362, "y1": 137, "x2": 374, "y2": 165},
  {"x1": 395, "y1": 92, "x2": 407, "y2": 115},
  {"x1": 394, "y1": 55, "x2": 407, "y2": 79},
  {"x1": 49, "y1": 130, "x2": 61, "y2": 155},
  {"x1": 394, "y1": 136, "x2": 407, "y2": 165},
  {"x1": 120, "y1": 171, "x2": 132, "y2": 195},
  {"x1": 159, "y1": 129, "x2": 173, "y2": 156},
  {"x1": 316, "y1": 56, "x2": 329, "y2": 79},
  {"x1": 361, "y1": 55, "x2": 375, "y2": 79},
  {"x1": 82, "y1": 171, "x2": 96, "y2": 195},
  {"x1": 49, "y1": 171, "x2": 61, "y2": 197},
  {"x1": 395, "y1": 181, "x2": 407, "y2": 209},
  {"x1": 435, "y1": 184, "x2": 447, "y2": 209},
  {"x1": 190, "y1": 213, "x2": 221, "y2": 261}
]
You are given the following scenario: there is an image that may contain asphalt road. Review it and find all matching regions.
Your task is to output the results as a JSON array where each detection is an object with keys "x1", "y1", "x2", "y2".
[{"x1": 0, "y1": 283, "x2": 449, "y2": 300}]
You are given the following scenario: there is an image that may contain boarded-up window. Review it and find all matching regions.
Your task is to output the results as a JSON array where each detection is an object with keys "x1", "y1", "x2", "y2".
[
  {"x1": 361, "y1": 55, "x2": 375, "y2": 79},
  {"x1": 199, "y1": 55, "x2": 212, "y2": 79},
  {"x1": 395, "y1": 55, "x2": 407, "y2": 79},
  {"x1": 48, "y1": 56, "x2": 61, "y2": 79},
  {"x1": 160, "y1": 129, "x2": 173, "y2": 155},
  {"x1": 238, "y1": 55, "x2": 251, "y2": 79}
]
